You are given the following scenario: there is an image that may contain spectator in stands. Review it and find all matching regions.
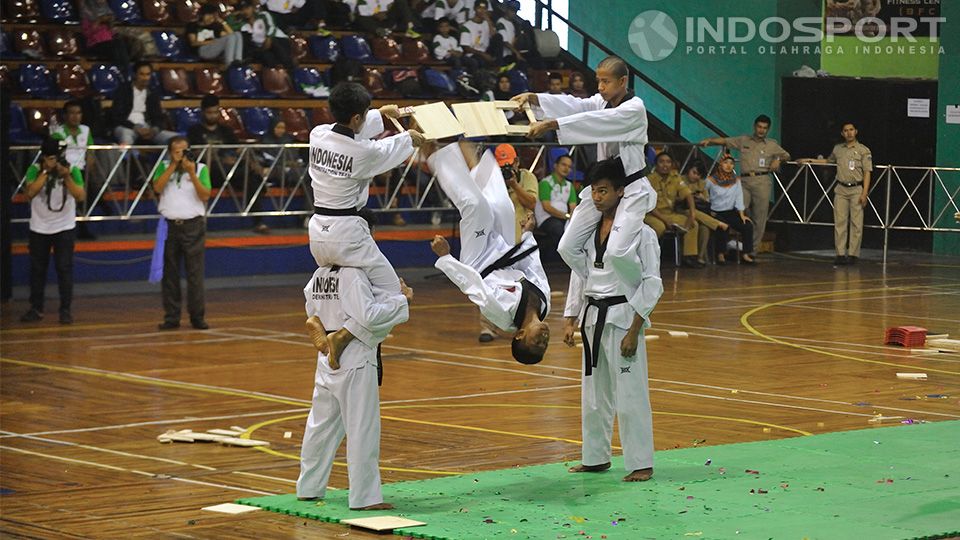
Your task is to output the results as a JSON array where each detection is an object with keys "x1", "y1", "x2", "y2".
[
  {"x1": 51, "y1": 100, "x2": 96, "y2": 239},
  {"x1": 432, "y1": 17, "x2": 464, "y2": 68},
  {"x1": 259, "y1": 118, "x2": 306, "y2": 206},
  {"x1": 547, "y1": 72, "x2": 565, "y2": 94},
  {"x1": 355, "y1": 0, "x2": 421, "y2": 38},
  {"x1": 682, "y1": 160, "x2": 728, "y2": 265},
  {"x1": 568, "y1": 71, "x2": 589, "y2": 98},
  {"x1": 494, "y1": 0, "x2": 525, "y2": 66},
  {"x1": 20, "y1": 138, "x2": 86, "y2": 325},
  {"x1": 153, "y1": 136, "x2": 211, "y2": 330},
  {"x1": 187, "y1": 4, "x2": 244, "y2": 68},
  {"x1": 493, "y1": 74, "x2": 513, "y2": 100},
  {"x1": 534, "y1": 154, "x2": 576, "y2": 261},
  {"x1": 230, "y1": 0, "x2": 296, "y2": 71},
  {"x1": 460, "y1": 0, "x2": 497, "y2": 69},
  {"x1": 644, "y1": 152, "x2": 703, "y2": 268},
  {"x1": 78, "y1": 0, "x2": 131, "y2": 72},
  {"x1": 427, "y1": 0, "x2": 466, "y2": 29},
  {"x1": 706, "y1": 155, "x2": 755, "y2": 264},
  {"x1": 108, "y1": 62, "x2": 179, "y2": 146},
  {"x1": 265, "y1": 0, "x2": 350, "y2": 34},
  {"x1": 477, "y1": 143, "x2": 537, "y2": 343}
]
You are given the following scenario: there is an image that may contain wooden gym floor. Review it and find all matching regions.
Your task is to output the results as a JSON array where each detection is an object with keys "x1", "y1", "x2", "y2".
[{"x1": 1, "y1": 252, "x2": 959, "y2": 539}]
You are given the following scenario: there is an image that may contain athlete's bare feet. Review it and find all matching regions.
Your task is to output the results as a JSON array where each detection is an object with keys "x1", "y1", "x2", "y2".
[
  {"x1": 297, "y1": 496, "x2": 320, "y2": 501},
  {"x1": 568, "y1": 462, "x2": 611, "y2": 473},
  {"x1": 326, "y1": 327, "x2": 353, "y2": 370},
  {"x1": 623, "y1": 468, "x2": 653, "y2": 482},
  {"x1": 305, "y1": 316, "x2": 329, "y2": 354},
  {"x1": 351, "y1": 502, "x2": 394, "y2": 510}
]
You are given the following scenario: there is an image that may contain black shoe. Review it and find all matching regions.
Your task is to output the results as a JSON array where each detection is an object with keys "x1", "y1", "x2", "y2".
[
  {"x1": 682, "y1": 256, "x2": 705, "y2": 269},
  {"x1": 59, "y1": 310, "x2": 73, "y2": 324},
  {"x1": 478, "y1": 332, "x2": 495, "y2": 343},
  {"x1": 158, "y1": 321, "x2": 180, "y2": 330},
  {"x1": 847, "y1": 256, "x2": 858, "y2": 265},
  {"x1": 833, "y1": 256, "x2": 848, "y2": 266},
  {"x1": 191, "y1": 319, "x2": 210, "y2": 330},
  {"x1": 20, "y1": 309, "x2": 43, "y2": 323}
]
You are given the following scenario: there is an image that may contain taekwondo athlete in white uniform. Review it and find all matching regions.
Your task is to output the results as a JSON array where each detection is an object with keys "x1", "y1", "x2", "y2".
[
  {"x1": 296, "y1": 263, "x2": 412, "y2": 510},
  {"x1": 513, "y1": 55, "x2": 657, "y2": 281},
  {"x1": 426, "y1": 141, "x2": 552, "y2": 365},
  {"x1": 562, "y1": 158, "x2": 663, "y2": 483}
]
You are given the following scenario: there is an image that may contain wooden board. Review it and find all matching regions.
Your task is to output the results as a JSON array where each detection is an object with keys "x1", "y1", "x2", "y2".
[
  {"x1": 452, "y1": 102, "x2": 509, "y2": 137},
  {"x1": 339, "y1": 516, "x2": 427, "y2": 531},
  {"x1": 403, "y1": 102, "x2": 464, "y2": 141}
]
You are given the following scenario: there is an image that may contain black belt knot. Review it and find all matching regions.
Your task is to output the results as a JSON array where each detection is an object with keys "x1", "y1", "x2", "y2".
[{"x1": 581, "y1": 295, "x2": 628, "y2": 376}]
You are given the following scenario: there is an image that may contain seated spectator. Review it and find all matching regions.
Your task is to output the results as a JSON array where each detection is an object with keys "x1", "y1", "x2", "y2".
[
  {"x1": 644, "y1": 152, "x2": 703, "y2": 268},
  {"x1": 265, "y1": 0, "x2": 350, "y2": 34},
  {"x1": 459, "y1": 0, "x2": 497, "y2": 70},
  {"x1": 230, "y1": 0, "x2": 295, "y2": 71},
  {"x1": 432, "y1": 17, "x2": 463, "y2": 68},
  {"x1": 534, "y1": 154, "x2": 576, "y2": 261},
  {"x1": 494, "y1": 0, "x2": 525, "y2": 66},
  {"x1": 187, "y1": 4, "x2": 244, "y2": 68},
  {"x1": 259, "y1": 118, "x2": 305, "y2": 189},
  {"x1": 20, "y1": 137, "x2": 86, "y2": 325},
  {"x1": 706, "y1": 155, "x2": 755, "y2": 264},
  {"x1": 683, "y1": 160, "x2": 727, "y2": 265},
  {"x1": 78, "y1": 0, "x2": 130, "y2": 70},
  {"x1": 426, "y1": 0, "x2": 466, "y2": 30},
  {"x1": 355, "y1": 0, "x2": 421, "y2": 38},
  {"x1": 568, "y1": 71, "x2": 589, "y2": 98},
  {"x1": 547, "y1": 72, "x2": 565, "y2": 94},
  {"x1": 108, "y1": 62, "x2": 179, "y2": 146}
]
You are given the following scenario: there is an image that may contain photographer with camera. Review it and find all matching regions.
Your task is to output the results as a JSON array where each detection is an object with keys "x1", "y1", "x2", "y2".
[
  {"x1": 153, "y1": 136, "x2": 212, "y2": 331},
  {"x1": 20, "y1": 138, "x2": 87, "y2": 324}
]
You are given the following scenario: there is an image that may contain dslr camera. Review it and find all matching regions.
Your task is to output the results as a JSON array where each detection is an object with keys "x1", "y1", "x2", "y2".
[{"x1": 500, "y1": 164, "x2": 516, "y2": 182}]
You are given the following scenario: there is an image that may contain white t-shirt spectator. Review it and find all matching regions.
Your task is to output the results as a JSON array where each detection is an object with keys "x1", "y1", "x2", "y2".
[
  {"x1": 129, "y1": 87, "x2": 148, "y2": 126},
  {"x1": 357, "y1": 0, "x2": 394, "y2": 17},
  {"x1": 264, "y1": 0, "x2": 305, "y2": 14},
  {"x1": 460, "y1": 19, "x2": 491, "y2": 53},
  {"x1": 496, "y1": 17, "x2": 516, "y2": 57},
  {"x1": 432, "y1": 34, "x2": 461, "y2": 60},
  {"x1": 431, "y1": 0, "x2": 465, "y2": 23}
]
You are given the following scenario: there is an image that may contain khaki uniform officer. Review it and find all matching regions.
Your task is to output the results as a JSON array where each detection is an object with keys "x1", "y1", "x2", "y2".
[
  {"x1": 644, "y1": 153, "x2": 704, "y2": 268},
  {"x1": 683, "y1": 162, "x2": 727, "y2": 264},
  {"x1": 700, "y1": 115, "x2": 790, "y2": 255},
  {"x1": 799, "y1": 123, "x2": 872, "y2": 265}
]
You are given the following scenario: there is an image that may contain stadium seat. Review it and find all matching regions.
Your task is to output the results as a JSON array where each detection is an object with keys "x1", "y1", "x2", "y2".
[
  {"x1": 9, "y1": 103, "x2": 43, "y2": 143},
  {"x1": 0, "y1": 32, "x2": 21, "y2": 59},
  {"x1": 40, "y1": 0, "x2": 76, "y2": 20},
  {"x1": 160, "y1": 67, "x2": 191, "y2": 96},
  {"x1": 54, "y1": 63, "x2": 90, "y2": 97},
  {"x1": 226, "y1": 65, "x2": 272, "y2": 98},
  {"x1": 293, "y1": 66, "x2": 322, "y2": 94},
  {"x1": 289, "y1": 35, "x2": 308, "y2": 63},
  {"x1": 307, "y1": 35, "x2": 339, "y2": 62},
  {"x1": 311, "y1": 106, "x2": 335, "y2": 126},
  {"x1": 5, "y1": 0, "x2": 40, "y2": 20},
  {"x1": 172, "y1": 107, "x2": 200, "y2": 133},
  {"x1": 152, "y1": 31, "x2": 191, "y2": 60},
  {"x1": 13, "y1": 29, "x2": 45, "y2": 58},
  {"x1": 108, "y1": 0, "x2": 145, "y2": 23},
  {"x1": 422, "y1": 68, "x2": 456, "y2": 96},
  {"x1": 141, "y1": 0, "x2": 171, "y2": 24},
  {"x1": 371, "y1": 36, "x2": 400, "y2": 64},
  {"x1": 262, "y1": 67, "x2": 295, "y2": 97},
  {"x1": 219, "y1": 106, "x2": 250, "y2": 141},
  {"x1": 399, "y1": 37, "x2": 430, "y2": 64},
  {"x1": 341, "y1": 35, "x2": 373, "y2": 63},
  {"x1": 46, "y1": 30, "x2": 80, "y2": 58},
  {"x1": 507, "y1": 68, "x2": 530, "y2": 94},
  {"x1": 239, "y1": 107, "x2": 274, "y2": 138},
  {"x1": 18, "y1": 63, "x2": 56, "y2": 97},
  {"x1": 24, "y1": 107, "x2": 55, "y2": 135},
  {"x1": 172, "y1": 0, "x2": 200, "y2": 23},
  {"x1": 194, "y1": 67, "x2": 225, "y2": 95},
  {"x1": 363, "y1": 67, "x2": 385, "y2": 96},
  {"x1": 0, "y1": 64, "x2": 10, "y2": 89},
  {"x1": 89, "y1": 64, "x2": 124, "y2": 97},
  {"x1": 279, "y1": 108, "x2": 309, "y2": 142}
]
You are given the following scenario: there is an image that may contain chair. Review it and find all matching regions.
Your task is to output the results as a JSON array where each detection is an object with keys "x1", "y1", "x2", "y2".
[
  {"x1": 54, "y1": 63, "x2": 90, "y2": 97},
  {"x1": 108, "y1": 0, "x2": 145, "y2": 23},
  {"x1": 399, "y1": 37, "x2": 429, "y2": 64},
  {"x1": 5, "y1": 0, "x2": 40, "y2": 20},
  {"x1": 226, "y1": 65, "x2": 271, "y2": 98},
  {"x1": 18, "y1": 63, "x2": 56, "y2": 97},
  {"x1": 219, "y1": 106, "x2": 250, "y2": 141},
  {"x1": 141, "y1": 0, "x2": 171, "y2": 24},
  {"x1": 239, "y1": 107, "x2": 274, "y2": 138},
  {"x1": 421, "y1": 68, "x2": 455, "y2": 96},
  {"x1": 46, "y1": 30, "x2": 80, "y2": 58},
  {"x1": 25, "y1": 107, "x2": 55, "y2": 135},
  {"x1": 311, "y1": 106, "x2": 334, "y2": 126},
  {"x1": 341, "y1": 35, "x2": 373, "y2": 63},
  {"x1": 507, "y1": 68, "x2": 529, "y2": 94},
  {"x1": 40, "y1": 0, "x2": 76, "y2": 21},
  {"x1": 262, "y1": 67, "x2": 295, "y2": 97},
  {"x1": 172, "y1": 107, "x2": 200, "y2": 133},
  {"x1": 293, "y1": 66, "x2": 322, "y2": 94},
  {"x1": 279, "y1": 108, "x2": 309, "y2": 143},
  {"x1": 0, "y1": 64, "x2": 10, "y2": 89},
  {"x1": 194, "y1": 67, "x2": 225, "y2": 95},
  {"x1": 0, "y1": 32, "x2": 22, "y2": 59},
  {"x1": 172, "y1": 0, "x2": 199, "y2": 23},
  {"x1": 371, "y1": 36, "x2": 400, "y2": 64},
  {"x1": 307, "y1": 35, "x2": 339, "y2": 62},
  {"x1": 289, "y1": 34, "x2": 308, "y2": 63},
  {"x1": 13, "y1": 29, "x2": 45, "y2": 58},
  {"x1": 160, "y1": 67, "x2": 191, "y2": 96},
  {"x1": 363, "y1": 67, "x2": 385, "y2": 96},
  {"x1": 89, "y1": 64, "x2": 123, "y2": 97},
  {"x1": 152, "y1": 31, "x2": 190, "y2": 60},
  {"x1": 9, "y1": 103, "x2": 43, "y2": 143}
]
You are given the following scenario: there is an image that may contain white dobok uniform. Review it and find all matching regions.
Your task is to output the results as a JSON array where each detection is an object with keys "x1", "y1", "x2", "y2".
[
  {"x1": 564, "y1": 223, "x2": 663, "y2": 472},
  {"x1": 308, "y1": 110, "x2": 414, "y2": 297},
  {"x1": 534, "y1": 91, "x2": 658, "y2": 280},
  {"x1": 296, "y1": 266, "x2": 409, "y2": 508},
  {"x1": 429, "y1": 143, "x2": 550, "y2": 332}
]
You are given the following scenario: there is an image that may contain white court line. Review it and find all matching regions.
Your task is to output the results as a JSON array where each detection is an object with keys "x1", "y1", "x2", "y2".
[
  {"x1": 232, "y1": 470, "x2": 298, "y2": 485},
  {"x1": 382, "y1": 384, "x2": 582, "y2": 404},
  {"x1": 89, "y1": 336, "x2": 253, "y2": 350}
]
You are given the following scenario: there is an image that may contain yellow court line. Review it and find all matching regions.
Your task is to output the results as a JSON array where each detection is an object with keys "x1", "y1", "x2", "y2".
[{"x1": 740, "y1": 287, "x2": 960, "y2": 376}]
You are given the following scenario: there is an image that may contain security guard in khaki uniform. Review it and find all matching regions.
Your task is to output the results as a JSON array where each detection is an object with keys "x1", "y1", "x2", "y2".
[
  {"x1": 799, "y1": 123, "x2": 872, "y2": 266},
  {"x1": 644, "y1": 152, "x2": 706, "y2": 268},
  {"x1": 700, "y1": 115, "x2": 790, "y2": 255}
]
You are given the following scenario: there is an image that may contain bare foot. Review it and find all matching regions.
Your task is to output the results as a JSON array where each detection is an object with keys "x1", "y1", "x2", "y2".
[
  {"x1": 305, "y1": 316, "x2": 329, "y2": 354},
  {"x1": 568, "y1": 462, "x2": 611, "y2": 473},
  {"x1": 623, "y1": 468, "x2": 653, "y2": 482},
  {"x1": 351, "y1": 502, "x2": 394, "y2": 511},
  {"x1": 326, "y1": 328, "x2": 354, "y2": 370},
  {"x1": 297, "y1": 496, "x2": 320, "y2": 501}
]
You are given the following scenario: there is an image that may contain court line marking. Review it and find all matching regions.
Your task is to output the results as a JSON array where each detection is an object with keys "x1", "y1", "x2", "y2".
[{"x1": 88, "y1": 336, "x2": 254, "y2": 350}]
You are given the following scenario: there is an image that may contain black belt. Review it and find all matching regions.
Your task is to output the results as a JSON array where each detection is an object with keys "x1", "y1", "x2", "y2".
[
  {"x1": 838, "y1": 181, "x2": 863, "y2": 188},
  {"x1": 480, "y1": 242, "x2": 539, "y2": 278},
  {"x1": 314, "y1": 206, "x2": 359, "y2": 216},
  {"x1": 581, "y1": 295, "x2": 628, "y2": 377},
  {"x1": 741, "y1": 172, "x2": 770, "y2": 178},
  {"x1": 624, "y1": 163, "x2": 653, "y2": 185},
  {"x1": 168, "y1": 216, "x2": 203, "y2": 225}
]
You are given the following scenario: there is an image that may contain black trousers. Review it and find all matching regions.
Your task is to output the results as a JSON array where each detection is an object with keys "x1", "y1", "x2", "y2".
[
  {"x1": 28, "y1": 228, "x2": 75, "y2": 313},
  {"x1": 535, "y1": 217, "x2": 566, "y2": 262},
  {"x1": 711, "y1": 209, "x2": 754, "y2": 255},
  {"x1": 162, "y1": 216, "x2": 206, "y2": 324}
]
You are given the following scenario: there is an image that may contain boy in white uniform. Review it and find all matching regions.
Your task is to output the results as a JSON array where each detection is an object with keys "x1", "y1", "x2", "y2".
[
  {"x1": 562, "y1": 158, "x2": 663, "y2": 482},
  {"x1": 426, "y1": 142, "x2": 551, "y2": 365},
  {"x1": 297, "y1": 257, "x2": 412, "y2": 510}
]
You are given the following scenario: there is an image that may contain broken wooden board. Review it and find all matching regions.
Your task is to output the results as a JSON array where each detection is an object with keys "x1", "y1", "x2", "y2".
[
  {"x1": 393, "y1": 102, "x2": 464, "y2": 140},
  {"x1": 339, "y1": 516, "x2": 426, "y2": 531},
  {"x1": 202, "y1": 503, "x2": 261, "y2": 514},
  {"x1": 452, "y1": 101, "x2": 536, "y2": 138}
]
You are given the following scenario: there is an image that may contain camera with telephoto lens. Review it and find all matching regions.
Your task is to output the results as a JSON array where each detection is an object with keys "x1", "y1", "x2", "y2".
[
  {"x1": 57, "y1": 156, "x2": 70, "y2": 169},
  {"x1": 500, "y1": 164, "x2": 515, "y2": 181},
  {"x1": 182, "y1": 149, "x2": 197, "y2": 163}
]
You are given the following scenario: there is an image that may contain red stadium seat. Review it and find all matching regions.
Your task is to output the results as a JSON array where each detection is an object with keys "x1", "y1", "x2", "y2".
[
  {"x1": 24, "y1": 107, "x2": 55, "y2": 135},
  {"x1": 399, "y1": 37, "x2": 429, "y2": 64},
  {"x1": 46, "y1": 30, "x2": 79, "y2": 58},
  {"x1": 371, "y1": 36, "x2": 401, "y2": 64},
  {"x1": 5, "y1": 0, "x2": 40, "y2": 20},
  {"x1": 172, "y1": 0, "x2": 199, "y2": 23},
  {"x1": 311, "y1": 106, "x2": 334, "y2": 126},
  {"x1": 194, "y1": 67, "x2": 225, "y2": 95},
  {"x1": 54, "y1": 63, "x2": 90, "y2": 96},
  {"x1": 279, "y1": 107, "x2": 309, "y2": 142},
  {"x1": 289, "y1": 34, "x2": 308, "y2": 63},
  {"x1": 218, "y1": 106, "x2": 250, "y2": 141},
  {"x1": 13, "y1": 29, "x2": 45, "y2": 57},
  {"x1": 363, "y1": 67, "x2": 385, "y2": 96},
  {"x1": 141, "y1": 0, "x2": 171, "y2": 24},
  {"x1": 262, "y1": 66, "x2": 295, "y2": 97},
  {"x1": 160, "y1": 67, "x2": 191, "y2": 95}
]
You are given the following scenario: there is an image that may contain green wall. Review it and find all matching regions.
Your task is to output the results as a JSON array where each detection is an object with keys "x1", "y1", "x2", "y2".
[{"x1": 934, "y1": 1, "x2": 960, "y2": 255}]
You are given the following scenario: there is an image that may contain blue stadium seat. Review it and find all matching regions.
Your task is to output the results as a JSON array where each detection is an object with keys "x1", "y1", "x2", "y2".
[
  {"x1": 17, "y1": 63, "x2": 56, "y2": 97},
  {"x1": 40, "y1": 0, "x2": 77, "y2": 21},
  {"x1": 547, "y1": 146, "x2": 583, "y2": 181},
  {"x1": 239, "y1": 107, "x2": 275, "y2": 138},
  {"x1": 152, "y1": 31, "x2": 191, "y2": 60},
  {"x1": 0, "y1": 31, "x2": 23, "y2": 59},
  {"x1": 9, "y1": 103, "x2": 42, "y2": 144},
  {"x1": 422, "y1": 68, "x2": 456, "y2": 96},
  {"x1": 108, "y1": 0, "x2": 146, "y2": 23},
  {"x1": 173, "y1": 107, "x2": 200, "y2": 134},
  {"x1": 89, "y1": 64, "x2": 124, "y2": 97},
  {"x1": 507, "y1": 68, "x2": 530, "y2": 94},
  {"x1": 307, "y1": 35, "x2": 339, "y2": 62},
  {"x1": 341, "y1": 35, "x2": 372, "y2": 63},
  {"x1": 226, "y1": 65, "x2": 272, "y2": 98},
  {"x1": 293, "y1": 66, "x2": 322, "y2": 93}
]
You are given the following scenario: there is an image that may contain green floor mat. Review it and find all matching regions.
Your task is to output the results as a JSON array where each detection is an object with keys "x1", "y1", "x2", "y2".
[{"x1": 237, "y1": 421, "x2": 960, "y2": 540}]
